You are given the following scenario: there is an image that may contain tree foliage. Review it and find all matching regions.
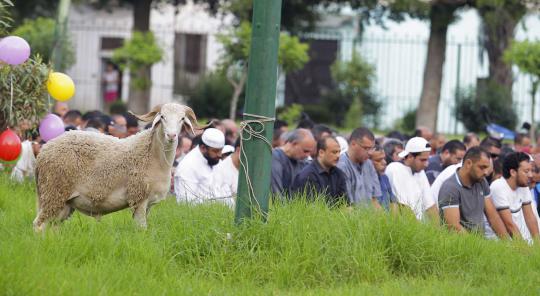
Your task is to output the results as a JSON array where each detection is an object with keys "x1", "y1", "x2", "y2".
[
  {"x1": 0, "y1": 56, "x2": 51, "y2": 131},
  {"x1": 325, "y1": 53, "x2": 380, "y2": 128},
  {"x1": 187, "y1": 71, "x2": 234, "y2": 119},
  {"x1": 12, "y1": 17, "x2": 75, "y2": 70},
  {"x1": 112, "y1": 31, "x2": 163, "y2": 90},
  {"x1": 504, "y1": 40, "x2": 540, "y2": 79},
  {"x1": 455, "y1": 81, "x2": 517, "y2": 133},
  {"x1": 0, "y1": 0, "x2": 13, "y2": 36},
  {"x1": 215, "y1": 21, "x2": 309, "y2": 119}
]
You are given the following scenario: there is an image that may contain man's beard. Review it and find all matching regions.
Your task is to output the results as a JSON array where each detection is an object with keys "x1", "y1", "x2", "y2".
[{"x1": 203, "y1": 152, "x2": 220, "y2": 167}]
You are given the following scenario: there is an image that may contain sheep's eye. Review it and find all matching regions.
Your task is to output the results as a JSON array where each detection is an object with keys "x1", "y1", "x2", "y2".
[{"x1": 160, "y1": 115, "x2": 166, "y2": 121}]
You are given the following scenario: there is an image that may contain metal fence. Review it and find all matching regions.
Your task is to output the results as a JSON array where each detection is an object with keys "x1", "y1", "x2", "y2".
[
  {"x1": 301, "y1": 31, "x2": 537, "y2": 134},
  {"x1": 67, "y1": 16, "x2": 537, "y2": 134},
  {"x1": 358, "y1": 33, "x2": 535, "y2": 134}
]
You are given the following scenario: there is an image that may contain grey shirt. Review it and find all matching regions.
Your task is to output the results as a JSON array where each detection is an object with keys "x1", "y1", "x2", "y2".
[
  {"x1": 337, "y1": 153, "x2": 382, "y2": 205},
  {"x1": 271, "y1": 148, "x2": 309, "y2": 197},
  {"x1": 438, "y1": 171, "x2": 490, "y2": 233}
]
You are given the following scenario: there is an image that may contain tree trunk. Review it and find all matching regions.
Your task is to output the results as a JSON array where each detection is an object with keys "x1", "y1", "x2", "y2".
[
  {"x1": 128, "y1": 68, "x2": 152, "y2": 115},
  {"x1": 128, "y1": 0, "x2": 152, "y2": 114},
  {"x1": 531, "y1": 81, "x2": 539, "y2": 144},
  {"x1": 478, "y1": 6, "x2": 523, "y2": 93},
  {"x1": 229, "y1": 69, "x2": 248, "y2": 120},
  {"x1": 416, "y1": 3, "x2": 457, "y2": 132}
]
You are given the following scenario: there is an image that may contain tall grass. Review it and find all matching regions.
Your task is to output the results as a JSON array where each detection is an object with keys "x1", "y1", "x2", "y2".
[{"x1": 1, "y1": 174, "x2": 540, "y2": 295}]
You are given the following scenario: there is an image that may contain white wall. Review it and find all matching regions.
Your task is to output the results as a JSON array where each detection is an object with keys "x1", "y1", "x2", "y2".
[{"x1": 66, "y1": 2, "x2": 230, "y2": 113}]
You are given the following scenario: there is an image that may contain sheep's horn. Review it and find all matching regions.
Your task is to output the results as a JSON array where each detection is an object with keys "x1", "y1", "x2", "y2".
[
  {"x1": 184, "y1": 106, "x2": 209, "y2": 132},
  {"x1": 129, "y1": 104, "x2": 163, "y2": 122}
]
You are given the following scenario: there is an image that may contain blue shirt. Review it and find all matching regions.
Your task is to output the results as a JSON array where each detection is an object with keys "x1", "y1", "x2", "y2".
[
  {"x1": 337, "y1": 153, "x2": 382, "y2": 205},
  {"x1": 291, "y1": 160, "x2": 348, "y2": 206},
  {"x1": 425, "y1": 154, "x2": 443, "y2": 185},
  {"x1": 378, "y1": 174, "x2": 397, "y2": 211}
]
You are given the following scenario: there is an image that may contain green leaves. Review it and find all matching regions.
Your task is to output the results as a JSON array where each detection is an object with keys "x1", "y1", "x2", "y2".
[
  {"x1": 12, "y1": 17, "x2": 75, "y2": 70},
  {"x1": 217, "y1": 21, "x2": 309, "y2": 74},
  {"x1": 112, "y1": 31, "x2": 163, "y2": 90},
  {"x1": 0, "y1": 56, "x2": 51, "y2": 130},
  {"x1": 504, "y1": 40, "x2": 540, "y2": 79},
  {"x1": 0, "y1": 0, "x2": 14, "y2": 36}
]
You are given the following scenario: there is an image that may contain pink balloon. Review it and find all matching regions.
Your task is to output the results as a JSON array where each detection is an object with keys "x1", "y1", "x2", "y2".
[
  {"x1": 0, "y1": 36, "x2": 31, "y2": 65},
  {"x1": 39, "y1": 114, "x2": 65, "y2": 142}
]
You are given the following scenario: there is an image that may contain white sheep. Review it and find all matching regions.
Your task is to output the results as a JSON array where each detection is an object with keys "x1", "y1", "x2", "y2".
[{"x1": 33, "y1": 103, "x2": 204, "y2": 231}]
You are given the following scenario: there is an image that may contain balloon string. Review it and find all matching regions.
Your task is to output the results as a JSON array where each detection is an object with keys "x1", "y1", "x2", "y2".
[{"x1": 9, "y1": 72, "x2": 13, "y2": 127}]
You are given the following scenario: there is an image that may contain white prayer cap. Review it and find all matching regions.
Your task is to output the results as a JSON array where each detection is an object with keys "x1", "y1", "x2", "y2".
[
  {"x1": 336, "y1": 136, "x2": 348, "y2": 155},
  {"x1": 222, "y1": 145, "x2": 235, "y2": 154},
  {"x1": 201, "y1": 128, "x2": 225, "y2": 149}
]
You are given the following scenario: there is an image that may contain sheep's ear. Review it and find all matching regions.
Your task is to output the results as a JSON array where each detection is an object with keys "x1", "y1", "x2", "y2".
[
  {"x1": 182, "y1": 117, "x2": 195, "y2": 135},
  {"x1": 129, "y1": 104, "x2": 163, "y2": 122},
  {"x1": 184, "y1": 106, "x2": 209, "y2": 134},
  {"x1": 151, "y1": 113, "x2": 162, "y2": 129}
]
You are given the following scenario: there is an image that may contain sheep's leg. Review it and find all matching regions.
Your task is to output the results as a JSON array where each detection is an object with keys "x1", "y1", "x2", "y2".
[
  {"x1": 33, "y1": 209, "x2": 46, "y2": 232},
  {"x1": 132, "y1": 200, "x2": 149, "y2": 228}
]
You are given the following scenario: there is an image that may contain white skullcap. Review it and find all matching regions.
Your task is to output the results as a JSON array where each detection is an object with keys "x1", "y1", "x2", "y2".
[
  {"x1": 336, "y1": 136, "x2": 348, "y2": 155},
  {"x1": 222, "y1": 145, "x2": 235, "y2": 154},
  {"x1": 201, "y1": 128, "x2": 225, "y2": 149}
]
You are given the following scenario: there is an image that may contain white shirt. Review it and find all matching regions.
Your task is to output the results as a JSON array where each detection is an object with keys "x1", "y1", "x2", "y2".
[
  {"x1": 430, "y1": 163, "x2": 461, "y2": 207},
  {"x1": 211, "y1": 155, "x2": 238, "y2": 208},
  {"x1": 104, "y1": 70, "x2": 119, "y2": 92},
  {"x1": 174, "y1": 146, "x2": 217, "y2": 203},
  {"x1": 490, "y1": 178, "x2": 534, "y2": 243},
  {"x1": 385, "y1": 162, "x2": 435, "y2": 220},
  {"x1": 11, "y1": 140, "x2": 36, "y2": 182}
]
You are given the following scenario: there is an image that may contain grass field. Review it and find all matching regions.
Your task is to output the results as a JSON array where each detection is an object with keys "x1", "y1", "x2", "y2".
[{"x1": 1, "y1": 175, "x2": 540, "y2": 295}]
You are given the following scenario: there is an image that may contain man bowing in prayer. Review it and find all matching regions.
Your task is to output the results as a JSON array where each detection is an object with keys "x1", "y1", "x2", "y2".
[{"x1": 175, "y1": 128, "x2": 224, "y2": 203}]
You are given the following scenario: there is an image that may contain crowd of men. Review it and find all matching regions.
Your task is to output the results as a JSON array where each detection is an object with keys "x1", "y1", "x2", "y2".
[{"x1": 7, "y1": 102, "x2": 540, "y2": 243}]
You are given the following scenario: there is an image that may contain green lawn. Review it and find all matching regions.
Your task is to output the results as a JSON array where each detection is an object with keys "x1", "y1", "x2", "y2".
[{"x1": 1, "y1": 175, "x2": 540, "y2": 295}]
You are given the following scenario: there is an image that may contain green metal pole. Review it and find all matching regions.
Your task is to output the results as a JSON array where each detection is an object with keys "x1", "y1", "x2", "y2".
[
  {"x1": 235, "y1": 0, "x2": 282, "y2": 223},
  {"x1": 51, "y1": 0, "x2": 71, "y2": 71}
]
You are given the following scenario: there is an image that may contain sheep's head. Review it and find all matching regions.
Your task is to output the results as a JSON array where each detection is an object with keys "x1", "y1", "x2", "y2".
[{"x1": 130, "y1": 103, "x2": 207, "y2": 142}]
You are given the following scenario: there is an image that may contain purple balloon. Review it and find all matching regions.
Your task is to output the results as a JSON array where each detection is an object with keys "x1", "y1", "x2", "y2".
[
  {"x1": 39, "y1": 114, "x2": 65, "y2": 142},
  {"x1": 0, "y1": 36, "x2": 31, "y2": 65}
]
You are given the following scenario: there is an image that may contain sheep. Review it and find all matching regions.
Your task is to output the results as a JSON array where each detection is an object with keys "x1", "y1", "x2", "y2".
[{"x1": 33, "y1": 103, "x2": 205, "y2": 231}]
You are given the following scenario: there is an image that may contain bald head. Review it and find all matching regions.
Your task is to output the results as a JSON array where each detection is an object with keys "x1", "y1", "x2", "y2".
[
  {"x1": 283, "y1": 128, "x2": 316, "y2": 161},
  {"x1": 415, "y1": 126, "x2": 433, "y2": 142}
]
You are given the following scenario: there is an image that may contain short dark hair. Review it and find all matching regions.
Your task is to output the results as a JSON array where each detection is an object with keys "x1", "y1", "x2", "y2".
[
  {"x1": 82, "y1": 110, "x2": 103, "y2": 122},
  {"x1": 63, "y1": 110, "x2": 82, "y2": 121},
  {"x1": 85, "y1": 117, "x2": 106, "y2": 131},
  {"x1": 502, "y1": 152, "x2": 531, "y2": 179},
  {"x1": 463, "y1": 132, "x2": 479, "y2": 145},
  {"x1": 274, "y1": 119, "x2": 288, "y2": 130},
  {"x1": 312, "y1": 124, "x2": 333, "y2": 141},
  {"x1": 383, "y1": 139, "x2": 403, "y2": 164},
  {"x1": 493, "y1": 158, "x2": 503, "y2": 176},
  {"x1": 463, "y1": 146, "x2": 490, "y2": 163},
  {"x1": 480, "y1": 137, "x2": 502, "y2": 150},
  {"x1": 316, "y1": 136, "x2": 338, "y2": 154},
  {"x1": 123, "y1": 112, "x2": 139, "y2": 128},
  {"x1": 441, "y1": 140, "x2": 466, "y2": 154},
  {"x1": 234, "y1": 137, "x2": 241, "y2": 149},
  {"x1": 350, "y1": 127, "x2": 375, "y2": 143}
]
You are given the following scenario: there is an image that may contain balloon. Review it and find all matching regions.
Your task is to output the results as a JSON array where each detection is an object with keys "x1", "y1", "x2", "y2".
[
  {"x1": 0, "y1": 128, "x2": 22, "y2": 162},
  {"x1": 39, "y1": 114, "x2": 65, "y2": 142},
  {"x1": 47, "y1": 72, "x2": 75, "y2": 101},
  {"x1": 0, "y1": 36, "x2": 31, "y2": 65}
]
